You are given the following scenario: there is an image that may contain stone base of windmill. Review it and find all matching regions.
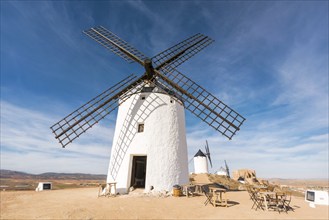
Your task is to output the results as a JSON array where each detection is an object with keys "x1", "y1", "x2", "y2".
[{"x1": 121, "y1": 188, "x2": 171, "y2": 198}]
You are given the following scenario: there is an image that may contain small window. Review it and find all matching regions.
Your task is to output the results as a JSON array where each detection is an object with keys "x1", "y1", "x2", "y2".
[
  {"x1": 138, "y1": 123, "x2": 144, "y2": 133},
  {"x1": 141, "y1": 96, "x2": 145, "y2": 100},
  {"x1": 170, "y1": 99, "x2": 174, "y2": 103}
]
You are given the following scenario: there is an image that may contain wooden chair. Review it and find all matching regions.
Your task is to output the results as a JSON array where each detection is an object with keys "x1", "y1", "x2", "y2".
[
  {"x1": 183, "y1": 184, "x2": 196, "y2": 197},
  {"x1": 277, "y1": 191, "x2": 294, "y2": 213},
  {"x1": 246, "y1": 185, "x2": 254, "y2": 200},
  {"x1": 98, "y1": 184, "x2": 104, "y2": 197},
  {"x1": 283, "y1": 192, "x2": 294, "y2": 212},
  {"x1": 266, "y1": 193, "x2": 282, "y2": 212},
  {"x1": 201, "y1": 185, "x2": 214, "y2": 206},
  {"x1": 250, "y1": 187, "x2": 265, "y2": 211},
  {"x1": 247, "y1": 186, "x2": 258, "y2": 209}
]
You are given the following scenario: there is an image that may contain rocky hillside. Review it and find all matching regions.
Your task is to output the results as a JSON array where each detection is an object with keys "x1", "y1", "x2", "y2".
[{"x1": 190, "y1": 173, "x2": 242, "y2": 191}]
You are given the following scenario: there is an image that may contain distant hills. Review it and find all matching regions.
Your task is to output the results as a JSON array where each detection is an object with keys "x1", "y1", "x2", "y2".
[{"x1": 0, "y1": 169, "x2": 106, "y2": 180}]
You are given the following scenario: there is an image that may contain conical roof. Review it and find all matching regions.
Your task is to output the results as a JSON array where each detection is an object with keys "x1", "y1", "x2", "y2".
[{"x1": 194, "y1": 149, "x2": 206, "y2": 157}]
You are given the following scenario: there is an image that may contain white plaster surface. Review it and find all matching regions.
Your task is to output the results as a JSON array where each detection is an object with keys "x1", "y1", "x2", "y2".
[
  {"x1": 216, "y1": 171, "x2": 227, "y2": 176},
  {"x1": 193, "y1": 156, "x2": 208, "y2": 174},
  {"x1": 106, "y1": 91, "x2": 189, "y2": 193},
  {"x1": 216, "y1": 167, "x2": 227, "y2": 176}
]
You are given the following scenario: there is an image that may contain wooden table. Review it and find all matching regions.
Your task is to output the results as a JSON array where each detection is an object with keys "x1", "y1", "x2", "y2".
[
  {"x1": 194, "y1": 183, "x2": 208, "y2": 194},
  {"x1": 209, "y1": 187, "x2": 227, "y2": 207},
  {"x1": 253, "y1": 185, "x2": 268, "y2": 192}
]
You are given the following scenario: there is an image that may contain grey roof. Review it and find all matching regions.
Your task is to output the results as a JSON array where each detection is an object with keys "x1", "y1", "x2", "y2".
[{"x1": 194, "y1": 149, "x2": 206, "y2": 157}]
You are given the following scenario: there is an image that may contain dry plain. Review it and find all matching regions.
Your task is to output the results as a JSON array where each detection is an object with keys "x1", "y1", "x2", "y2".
[{"x1": 1, "y1": 186, "x2": 328, "y2": 220}]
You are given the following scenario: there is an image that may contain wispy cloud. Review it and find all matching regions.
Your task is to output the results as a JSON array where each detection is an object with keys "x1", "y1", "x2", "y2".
[
  {"x1": 183, "y1": 2, "x2": 328, "y2": 179},
  {"x1": 125, "y1": 0, "x2": 199, "y2": 56},
  {"x1": 187, "y1": 126, "x2": 328, "y2": 178},
  {"x1": 0, "y1": 101, "x2": 113, "y2": 174}
]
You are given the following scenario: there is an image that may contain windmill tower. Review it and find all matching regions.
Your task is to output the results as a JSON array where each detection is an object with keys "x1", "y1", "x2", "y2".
[
  {"x1": 50, "y1": 26, "x2": 245, "y2": 194},
  {"x1": 193, "y1": 150, "x2": 208, "y2": 174},
  {"x1": 194, "y1": 140, "x2": 213, "y2": 174}
]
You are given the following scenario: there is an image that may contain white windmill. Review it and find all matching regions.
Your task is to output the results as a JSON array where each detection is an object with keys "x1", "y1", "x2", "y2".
[
  {"x1": 51, "y1": 26, "x2": 245, "y2": 194},
  {"x1": 193, "y1": 140, "x2": 213, "y2": 174}
]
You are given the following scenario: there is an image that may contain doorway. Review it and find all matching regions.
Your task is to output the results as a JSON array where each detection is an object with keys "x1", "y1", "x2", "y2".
[{"x1": 130, "y1": 156, "x2": 147, "y2": 188}]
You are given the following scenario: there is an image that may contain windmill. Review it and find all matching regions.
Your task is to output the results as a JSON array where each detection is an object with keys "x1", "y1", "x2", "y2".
[
  {"x1": 50, "y1": 26, "x2": 245, "y2": 193},
  {"x1": 193, "y1": 140, "x2": 213, "y2": 174}
]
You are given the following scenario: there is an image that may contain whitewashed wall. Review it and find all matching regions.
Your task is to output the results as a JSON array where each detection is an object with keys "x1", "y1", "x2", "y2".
[
  {"x1": 194, "y1": 156, "x2": 208, "y2": 174},
  {"x1": 107, "y1": 91, "x2": 189, "y2": 194}
]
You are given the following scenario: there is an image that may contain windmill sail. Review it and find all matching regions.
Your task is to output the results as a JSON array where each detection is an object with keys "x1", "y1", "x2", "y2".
[
  {"x1": 52, "y1": 26, "x2": 245, "y2": 149},
  {"x1": 83, "y1": 26, "x2": 148, "y2": 65},
  {"x1": 155, "y1": 67, "x2": 245, "y2": 140},
  {"x1": 50, "y1": 74, "x2": 145, "y2": 148},
  {"x1": 152, "y1": 33, "x2": 214, "y2": 70}
]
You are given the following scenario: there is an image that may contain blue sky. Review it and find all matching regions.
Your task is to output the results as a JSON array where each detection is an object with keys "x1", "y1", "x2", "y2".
[{"x1": 1, "y1": 1, "x2": 328, "y2": 179}]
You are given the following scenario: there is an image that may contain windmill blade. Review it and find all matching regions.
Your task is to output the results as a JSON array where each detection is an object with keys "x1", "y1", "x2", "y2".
[
  {"x1": 205, "y1": 140, "x2": 210, "y2": 155},
  {"x1": 50, "y1": 74, "x2": 146, "y2": 148},
  {"x1": 224, "y1": 160, "x2": 230, "y2": 177},
  {"x1": 152, "y1": 33, "x2": 214, "y2": 70},
  {"x1": 155, "y1": 67, "x2": 245, "y2": 140},
  {"x1": 208, "y1": 156, "x2": 213, "y2": 168},
  {"x1": 205, "y1": 140, "x2": 213, "y2": 168},
  {"x1": 83, "y1": 26, "x2": 148, "y2": 65}
]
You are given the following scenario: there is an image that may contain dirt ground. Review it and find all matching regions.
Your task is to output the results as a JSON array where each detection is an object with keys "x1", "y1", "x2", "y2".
[{"x1": 1, "y1": 187, "x2": 328, "y2": 219}]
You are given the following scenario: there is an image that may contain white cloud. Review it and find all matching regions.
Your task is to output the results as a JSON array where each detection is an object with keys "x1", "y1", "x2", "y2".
[
  {"x1": 186, "y1": 126, "x2": 328, "y2": 178},
  {"x1": 184, "y1": 2, "x2": 329, "y2": 179},
  {"x1": 0, "y1": 101, "x2": 114, "y2": 174},
  {"x1": 1, "y1": 95, "x2": 327, "y2": 178}
]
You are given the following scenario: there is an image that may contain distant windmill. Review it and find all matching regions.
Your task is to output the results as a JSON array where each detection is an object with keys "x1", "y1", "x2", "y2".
[
  {"x1": 193, "y1": 140, "x2": 213, "y2": 173},
  {"x1": 216, "y1": 160, "x2": 230, "y2": 176},
  {"x1": 50, "y1": 26, "x2": 245, "y2": 193}
]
